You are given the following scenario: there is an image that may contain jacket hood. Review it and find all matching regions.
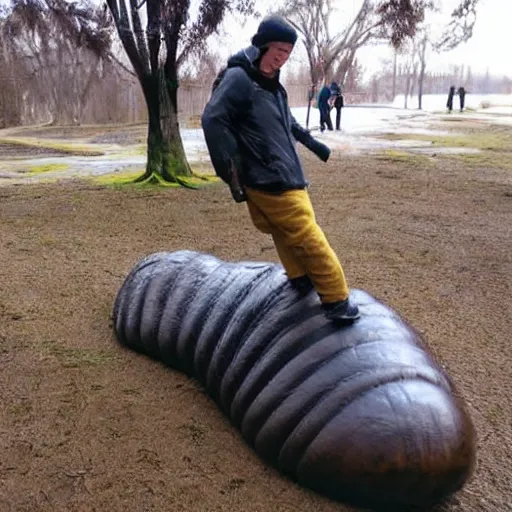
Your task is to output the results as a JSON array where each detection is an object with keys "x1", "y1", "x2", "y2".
[
  {"x1": 227, "y1": 46, "x2": 261, "y2": 69},
  {"x1": 226, "y1": 46, "x2": 281, "y2": 91}
]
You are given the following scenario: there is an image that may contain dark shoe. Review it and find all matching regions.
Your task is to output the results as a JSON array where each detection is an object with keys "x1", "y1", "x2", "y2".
[
  {"x1": 323, "y1": 298, "x2": 360, "y2": 324},
  {"x1": 289, "y1": 275, "x2": 314, "y2": 297}
]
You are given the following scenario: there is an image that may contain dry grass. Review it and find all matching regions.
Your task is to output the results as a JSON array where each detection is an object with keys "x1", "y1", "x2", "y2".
[{"x1": 0, "y1": 121, "x2": 511, "y2": 512}]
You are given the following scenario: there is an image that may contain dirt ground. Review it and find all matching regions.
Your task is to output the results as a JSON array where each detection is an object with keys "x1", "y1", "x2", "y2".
[{"x1": 1, "y1": 122, "x2": 511, "y2": 512}]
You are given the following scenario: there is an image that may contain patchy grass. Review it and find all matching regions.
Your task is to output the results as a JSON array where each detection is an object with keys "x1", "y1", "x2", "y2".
[
  {"x1": 375, "y1": 149, "x2": 433, "y2": 166},
  {"x1": 8, "y1": 400, "x2": 33, "y2": 416},
  {"x1": 90, "y1": 169, "x2": 148, "y2": 186},
  {"x1": 27, "y1": 163, "x2": 69, "y2": 175},
  {"x1": 185, "y1": 114, "x2": 202, "y2": 129},
  {"x1": 89, "y1": 170, "x2": 183, "y2": 189},
  {"x1": 377, "y1": 123, "x2": 512, "y2": 152},
  {"x1": 39, "y1": 234, "x2": 59, "y2": 246},
  {"x1": 6, "y1": 122, "x2": 147, "y2": 144},
  {"x1": 107, "y1": 144, "x2": 147, "y2": 158},
  {"x1": 90, "y1": 168, "x2": 219, "y2": 189},
  {"x1": 179, "y1": 174, "x2": 219, "y2": 189},
  {"x1": 41, "y1": 341, "x2": 115, "y2": 368},
  {"x1": 439, "y1": 151, "x2": 512, "y2": 171},
  {"x1": 0, "y1": 137, "x2": 105, "y2": 156},
  {"x1": 131, "y1": 144, "x2": 147, "y2": 155},
  {"x1": 189, "y1": 167, "x2": 218, "y2": 182},
  {"x1": 374, "y1": 122, "x2": 512, "y2": 171}
]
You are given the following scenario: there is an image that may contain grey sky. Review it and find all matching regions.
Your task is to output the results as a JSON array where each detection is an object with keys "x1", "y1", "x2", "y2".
[
  {"x1": 218, "y1": 0, "x2": 512, "y2": 78},
  {"x1": 1, "y1": 0, "x2": 509, "y2": 78}
]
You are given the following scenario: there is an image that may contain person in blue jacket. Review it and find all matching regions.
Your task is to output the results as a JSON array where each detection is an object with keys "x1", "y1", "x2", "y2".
[
  {"x1": 317, "y1": 83, "x2": 333, "y2": 132},
  {"x1": 201, "y1": 15, "x2": 360, "y2": 324}
]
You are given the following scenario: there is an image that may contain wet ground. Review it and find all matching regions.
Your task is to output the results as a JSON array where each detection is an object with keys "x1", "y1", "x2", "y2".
[
  {"x1": 3, "y1": 107, "x2": 510, "y2": 185},
  {"x1": 0, "y1": 126, "x2": 209, "y2": 183}
]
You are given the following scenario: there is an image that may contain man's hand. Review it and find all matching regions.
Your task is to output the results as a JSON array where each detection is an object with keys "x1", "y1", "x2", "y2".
[
  {"x1": 230, "y1": 182, "x2": 247, "y2": 203},
  {"x1": 310, "y1": 139, "x2": 331, "y2": 162},
  {"x1": 229, "y1": 159, "x2": 247, "y2": 203}
]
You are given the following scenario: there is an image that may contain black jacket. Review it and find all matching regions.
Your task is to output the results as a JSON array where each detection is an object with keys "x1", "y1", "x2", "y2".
[
  {"x1": 334, "y1": 94, "x2": 344, "y2": 109},
  {"x1": 201, "y1": 46, "x2": 330, "y2": 195}
]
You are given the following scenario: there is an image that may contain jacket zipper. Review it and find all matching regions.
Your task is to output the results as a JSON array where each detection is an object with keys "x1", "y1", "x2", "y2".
[{"x1": 273, "y1": 89, "x2": 302, "y2": 172}]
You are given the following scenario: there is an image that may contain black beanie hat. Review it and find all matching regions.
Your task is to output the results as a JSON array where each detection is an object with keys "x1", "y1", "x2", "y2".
[{"x1": 251, "y1": 15, "x2": 298, "y2": 48}]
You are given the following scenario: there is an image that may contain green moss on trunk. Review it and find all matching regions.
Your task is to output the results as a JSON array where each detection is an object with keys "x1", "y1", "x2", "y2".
[{"x1": 131, "y1": 66, "x2": 210, "y2": 188}]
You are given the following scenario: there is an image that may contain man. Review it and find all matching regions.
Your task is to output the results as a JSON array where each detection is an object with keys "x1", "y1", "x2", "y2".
[
  {"x1": 457, "y1": 86, "x2": 466, "y2": 112},
  {"x1": 330, "y1": 81, "x2": 344, "y2": 131},
  {"x1": 317, "y1": 82, "x2": 334, "y2": 132},
  {"x1": 201, "y1": 15, "x2": 360, "y2": 324},
  {"x1": 447, "y1": 86, "x2": 455, "y2": 113}
]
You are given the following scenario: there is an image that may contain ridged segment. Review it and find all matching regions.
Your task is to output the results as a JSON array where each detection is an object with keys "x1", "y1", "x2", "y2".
[{"x1": 113, "y1": 250, "x2": 476, "y2": 510}]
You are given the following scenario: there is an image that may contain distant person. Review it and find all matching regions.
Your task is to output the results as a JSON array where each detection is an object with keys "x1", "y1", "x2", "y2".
[
  {"x1": 447, "y1": 86, "x2": 455, "y2": 113},
  {"x1": 458, "y1": 86, "x2": 466, "y2": 112},
  {"x1": 317, "y1": 83, "x2": 333, "y2": 132},
  {"x1": 330, "y1": 81, "x2": 344, "y2": 130},
  {"x1": 201, "y1": 15, "x2": 360, "y2": 324}
]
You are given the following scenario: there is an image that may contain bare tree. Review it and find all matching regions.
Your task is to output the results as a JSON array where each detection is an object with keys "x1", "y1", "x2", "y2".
[
  {"x1": 344, "y1": 58, "x2": 365, "y2": 92},
  {"x1": 180, "y1": 50, "x2": 224, "y2": 85},
  {"x1": 417, "y1": 31, "x2": 427, "y2": 109},
  {"x1": 434, "y1": 0, "x2": 479, "y2": 51},
  {"x1": 0, "y1": 8, "x2": 22, "y2": 127},
  {"x1": 414, "y1": 0, "x2": 481, "y2": 109},
  {"x1": 278, "y1": 0, "x2": 431, "y2": 90},
  {"x1": 405, "y1": 58, "x2": 418, "y2": 107},
  {"x1": 3, "y1": 0, "x2": 112, "y2": 125},
  {"x1": 105, "y1": 0, "x2": 255, "y2": 185},
  {"x1": 391, "y1": 47, "x2": 398, "y2": 99}
]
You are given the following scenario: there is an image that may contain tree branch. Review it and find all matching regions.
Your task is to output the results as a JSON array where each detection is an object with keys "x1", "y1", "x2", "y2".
[
  {"x1": 129, "y1": 0, "x2": 150, "y2": 73},
  {"x1": 106, "y1": 0, "x2": 146, "y2": 78},
  {"x1": 108, "y1": 52, "x2": 136, "y2": 76}
]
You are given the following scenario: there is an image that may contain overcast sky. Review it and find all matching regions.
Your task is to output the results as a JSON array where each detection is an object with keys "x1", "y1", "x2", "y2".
[
  {"x1": 217, "y1": 0, "x2": 511, "y2": 79},
  {"x1": 2, "y1": 0, "x2": 508, "y2": 79}
]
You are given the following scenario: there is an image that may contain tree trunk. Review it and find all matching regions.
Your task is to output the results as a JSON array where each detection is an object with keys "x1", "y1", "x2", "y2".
[
  {"x1": 137, "y1": 70, "x2": 192, "y2": 184},
  {"x1": 404, "y1": 67, "x2": 410, "y2": 109},
  {"x1": 162, "y1": 66, "x2": 191, "y2": 179},
  {"x1": 392, "y1": 49, "x2": 397, "y2": 102},
  {"x1": 50, "y1": 103, "x2": 73, "y2": 126},
  {"x1": 371, "y1": 78, "x2": 378, "y2": 103},
  {"x1": 49, "y1": 77, "x2": 71, "y2": 125},
  {"x1": 418, "y1": 40, "x2": 427, "y2": 110},
  {"x1": 138, "y1": 75, "x2": 167, "y2": 182},
  {"x1": 410, "y1": 63, "x2": 418, "y2": 99}
]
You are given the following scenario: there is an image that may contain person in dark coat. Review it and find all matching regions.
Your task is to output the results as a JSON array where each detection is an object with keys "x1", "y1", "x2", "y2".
[
  {"x1": 330, "y1": 81, "x2": 344, "y2": 130},
  {"x1": 201, "y1": 15, "x2": 360, "y2": 324},
  {"x1": 317, "y1": 83, "x2": 333, "y2": 132},
  {"x1": 457, "y1": 86, "x2": 466, "y2": 112},
  {"x1": 447, "y1": 86, "x2": 455, "y2": 112}
]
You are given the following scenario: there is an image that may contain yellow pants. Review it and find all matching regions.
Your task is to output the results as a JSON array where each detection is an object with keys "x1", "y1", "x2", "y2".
[{"x1": 245, "y1": 187, "x2": 349, "y2": 304}]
